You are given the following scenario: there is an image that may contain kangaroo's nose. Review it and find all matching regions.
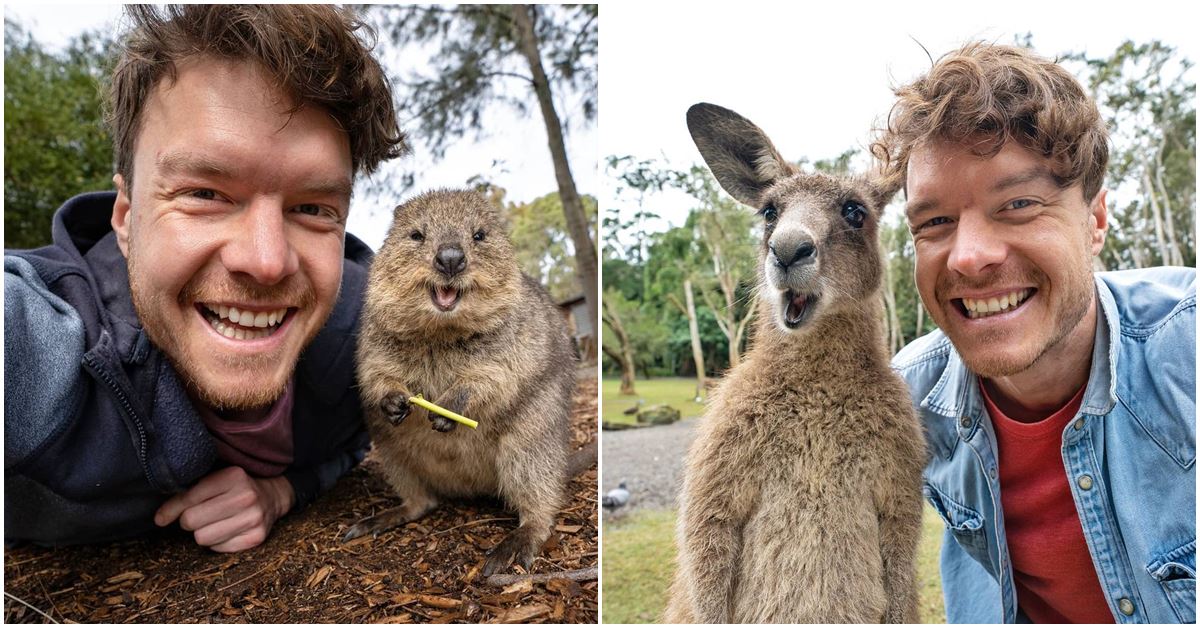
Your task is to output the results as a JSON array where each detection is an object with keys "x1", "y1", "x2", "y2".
[
  {"x1": 769, "y1": 234, "x2": 817, "y2": 269},
  {"x1": 434, "y1": 245, "x2": 467, "y2": 277}
]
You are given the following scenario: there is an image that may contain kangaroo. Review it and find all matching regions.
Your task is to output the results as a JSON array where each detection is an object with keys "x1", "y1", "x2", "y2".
[{"x1": 663, "y1": 103, "x2": 926, "y2": 623}]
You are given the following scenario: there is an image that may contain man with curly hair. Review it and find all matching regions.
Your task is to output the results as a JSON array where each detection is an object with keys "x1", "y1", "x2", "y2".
[
  {"x1": 881, "y1": 43, "x2": 1195, "y2": 623},
  {"x1": 6, "y1": 5, "x2": 406, "y2": 552}
]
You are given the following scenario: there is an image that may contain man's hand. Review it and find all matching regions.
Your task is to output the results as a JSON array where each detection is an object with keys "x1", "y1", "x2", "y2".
[{"x1": 154, "y1": 466, "x2": 294, "y2": 552}]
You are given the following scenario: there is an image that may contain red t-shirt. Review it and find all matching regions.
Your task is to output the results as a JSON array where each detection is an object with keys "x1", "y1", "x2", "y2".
[
  {"x1": 196, "y1": 379, "x2": 296, "y2": 478},
  {"x1": 982, "y1": 382, "x2": 1115, "y2": 623}
]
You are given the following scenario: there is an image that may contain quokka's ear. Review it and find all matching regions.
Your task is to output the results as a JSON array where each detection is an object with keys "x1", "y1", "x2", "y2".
[{"x1": 686, "y1": 103, "x2": 794, "y2": 209}]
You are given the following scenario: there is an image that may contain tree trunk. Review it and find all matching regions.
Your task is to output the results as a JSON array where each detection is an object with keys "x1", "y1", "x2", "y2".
[
  {"x1": 1141, "y1": 165, "x2": 1171, "y2": 265},
  {"x1": 1152, "y1": 139, "x2": 1184, "y2": 266},
  {"x1": 699, "y1": 216, "x2": 747, "y2": 368},
  {"x1": 684, "y1": 279, "x2": 707, "y2": 397},
  {"x1": 915, "y1": 300, "x2": 925, "y2": 338},
  {"x1": 512, "y1": 5, "x2": 598, "y2": 348},
  {"x1": 733, "y1": 293, "x2": 757, "y2": 358},
  {"x1": 601, "y1": 299, "x2": 636, "y2": 395}
]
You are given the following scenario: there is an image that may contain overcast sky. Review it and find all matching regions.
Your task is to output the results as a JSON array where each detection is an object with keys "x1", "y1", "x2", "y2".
[
  {"x1": 6, "y1": 3, "x2": 1195, "y2": 249},
  {"x1": 600, "y1": 0, "x2": 1198, "y2": 235},
  {"x1": 3, "y1": 3, "x2": 599, "y2": 251}
]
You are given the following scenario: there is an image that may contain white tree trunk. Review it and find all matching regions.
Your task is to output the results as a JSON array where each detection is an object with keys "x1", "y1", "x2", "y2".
[{"x1": 684, "y1": 279, "x2": 707, "y2": 397}]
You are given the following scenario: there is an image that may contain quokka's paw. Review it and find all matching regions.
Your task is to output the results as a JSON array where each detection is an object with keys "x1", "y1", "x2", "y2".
[
  {"x1": 341, "y1": 506, "x2": 415, "y2": 542},
  {"x1": 381, "y1": 392, "x2": 411, "y2": 426},
  {"x1": 430, "y1": 415, "x2": 458, "y2": 433},
  {"x1": 481, "y1": 527, "x2": 538, "y2": 576},
  {"x1": 341, "y1": 516, "x2": 391, "y2": 542}
]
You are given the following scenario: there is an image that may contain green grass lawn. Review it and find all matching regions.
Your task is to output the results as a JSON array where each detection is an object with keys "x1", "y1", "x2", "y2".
[
  {"x1": 602, "y1": 505, "x2": 947, "y2": 623},
  {"x1": 602, "y1": 377, "x2": 708, "y2": 425},
  {"x1": 602, "y1": 509, "x2": 678, "y2": 623}
]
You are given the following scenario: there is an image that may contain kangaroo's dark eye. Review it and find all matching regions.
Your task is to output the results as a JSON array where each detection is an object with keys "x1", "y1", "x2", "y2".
[
  {"x1": 761, "y1": 203, "x2": 779, "y2": 223},
  {"x1": 473, "y1": 230, "x2": 486, "y2": 242},
  {"x1": 410, "y1": 230, "x2": 424, "y2": 242},
  {"x1": 841, "y1": 201, "x2": 866, "y2": 229}
]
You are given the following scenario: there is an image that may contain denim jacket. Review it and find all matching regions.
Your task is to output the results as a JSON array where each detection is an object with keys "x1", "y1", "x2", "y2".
[{"x1": 892, "y1": 267, "x2": 1196, "y2": 623}]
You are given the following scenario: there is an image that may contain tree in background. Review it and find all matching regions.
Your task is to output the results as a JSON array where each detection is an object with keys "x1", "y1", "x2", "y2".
[
  {"x1": 672, "y1": 166, "x2": 758, "y2": 370},
  {"x1": 370, "y1": 4, "x2": 599, "y2": 345},
  {"x1": 646, "y1": 219, "x2": 710, "y2": 397},
  {"x1": 504, "y1": 191, "x2": 598, "y2": 303},
  {"x1": 1067, "y1": 40, "x2": 1195, "y2": 270},
  {"x1": 4, "y1": 20, "x2": 114, "y2": 249}
]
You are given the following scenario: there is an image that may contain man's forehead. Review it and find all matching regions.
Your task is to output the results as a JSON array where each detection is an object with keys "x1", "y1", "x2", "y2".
[{"x1": 904, "y1": 140, "x2": 1058, "y2": 217}]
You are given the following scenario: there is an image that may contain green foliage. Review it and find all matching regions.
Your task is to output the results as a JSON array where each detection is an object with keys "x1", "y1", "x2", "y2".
[
  {"x1": 602, "y1": 286, "x2": 669, "y2": 377},
  {"x1": 605, "y1": 159, "x2": 760, "y2": 376},
  {"x1": 1065, "y1": 41, "x2": 1195, "y2": 270},
  {"x1": 505, "y1": 191, "x2": 596, "y2": 301},
  {"x1": 4, "y1": 20, "x2": 115, "y2": 249},
  {"x1": 605, "y1": 38, "x2": 1192, "y2": 376},
  {"x1": 369, "y1": 5, "x2": 596, "y2": 161}
]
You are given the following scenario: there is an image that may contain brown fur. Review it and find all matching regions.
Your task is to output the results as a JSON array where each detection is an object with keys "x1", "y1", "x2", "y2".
[
  {"x1": 663, "y1": 104, "x2": 926, "y2": 623},
  {"x1": 349, "y1": 189, "x2": 579, "y2": 576}
]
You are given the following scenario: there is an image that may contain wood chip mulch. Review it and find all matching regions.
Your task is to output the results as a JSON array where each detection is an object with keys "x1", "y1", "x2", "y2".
[{"x1": 4, "y1": 377, "x2": 599, "y2": 624}]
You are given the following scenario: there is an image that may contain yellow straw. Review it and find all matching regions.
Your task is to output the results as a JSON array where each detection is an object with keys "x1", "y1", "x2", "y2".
[{"x1": 408, "y1": 394, "x2": 479, "y2": 429}]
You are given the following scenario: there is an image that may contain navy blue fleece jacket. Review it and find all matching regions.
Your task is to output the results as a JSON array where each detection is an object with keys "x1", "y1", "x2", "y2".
[{"x1": 5, "y1": 192, "x2": 372, "y2": 544}]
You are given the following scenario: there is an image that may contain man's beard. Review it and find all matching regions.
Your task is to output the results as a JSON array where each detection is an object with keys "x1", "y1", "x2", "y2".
[
  {"x1": 127, "y1": 250, "x2": 321, "y2": 411},
  {"x1": 935, "y1": 261, "x2": 1094, "y2": 379}
]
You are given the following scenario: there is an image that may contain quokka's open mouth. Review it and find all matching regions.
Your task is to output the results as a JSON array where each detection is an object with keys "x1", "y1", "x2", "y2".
[{"x1": 430, "y1": 285, "x2": 463, "y2": 312}]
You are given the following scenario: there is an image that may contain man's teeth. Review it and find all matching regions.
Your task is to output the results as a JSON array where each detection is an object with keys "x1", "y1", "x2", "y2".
[
  {"x1": 203, "y1": 304, "x2": 289, "y2": 340},
  {"x1": 962, "y1": 289, "x2": 1031, "y2": 319},
  {"x1": 213, "y1": 305, "x2": 288, "y2": 328}
]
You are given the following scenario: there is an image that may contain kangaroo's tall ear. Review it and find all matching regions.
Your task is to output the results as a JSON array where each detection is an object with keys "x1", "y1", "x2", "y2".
[
  {"x1": 686, "y1": 103, "x2": 793, "y2": 208},
  {"x1": 866, "y1": 167, "x2": 904, "y2": 211}
]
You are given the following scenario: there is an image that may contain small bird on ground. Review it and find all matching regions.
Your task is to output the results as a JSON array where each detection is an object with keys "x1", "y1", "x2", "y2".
[{"x1": 602, "y1": 481, "x2": 630, "y2": 509}]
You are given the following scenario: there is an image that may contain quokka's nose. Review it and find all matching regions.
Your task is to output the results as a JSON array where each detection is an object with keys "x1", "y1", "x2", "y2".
[
  {"x1": 769, "y1": 234, "x2": 817, "y2": 269},
  {"x1": 434, "y1": 245, "x2": 467, "y2": 277}
]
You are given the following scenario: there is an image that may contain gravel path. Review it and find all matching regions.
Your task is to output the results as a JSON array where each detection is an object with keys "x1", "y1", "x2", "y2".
[{"x1": 601, "y1": 418, "x2": 699, "y2": 515}]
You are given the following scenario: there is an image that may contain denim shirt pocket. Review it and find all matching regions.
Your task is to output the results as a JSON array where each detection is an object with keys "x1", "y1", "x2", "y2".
[
  {"x1": 1147, "y1": 539, "x2": 1196, "y2": 623},
  {"x1": 924, "y1": 482, "x2": 991, "y2": 571}
]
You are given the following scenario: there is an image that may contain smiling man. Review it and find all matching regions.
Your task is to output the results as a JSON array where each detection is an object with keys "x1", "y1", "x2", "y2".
[
  {"x1": 5, "y1": 5, "x2": 405, "y2": 552},
  {"x1": 877, "y1": 43, "x2": 1195, "y2": 623}
]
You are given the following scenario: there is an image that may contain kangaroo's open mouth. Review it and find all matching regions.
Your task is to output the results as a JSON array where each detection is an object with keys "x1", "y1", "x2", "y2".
[{"x1": 781, "y1": 290, "x2": 818, "y2": 329}]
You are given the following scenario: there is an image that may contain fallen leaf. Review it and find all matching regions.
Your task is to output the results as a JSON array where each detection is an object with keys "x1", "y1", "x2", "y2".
[
  {"x1": 554, "y1": 524, "x2": 582, "y2": 534},
  {"x1": 417, "y1": 595, "x2": 461, "y2": 609},
  {"x1": 462, "y1": 562, "x2": 481, "y2": 584},
  {"x1": 105, "y1": 571, "x2": 144, "y2": 585},
  {"x1": 305, "y1": 566, "x2": 333, "y2": 589},
  {"x1": 500, "y1": 580, "x2": 533, "y2": 596},
  {"x1": 390, "y1": 593, "x2": 419, "y2": 606},
  {"x1": 379, "y1": 613, "x2": 414, "y2": 624},
  {"x1": 495, "y1": 603, "x2": 551, "y2": 623},
  {"x1": 546, "y1": 578, "x2": 581, "y2": 598}
]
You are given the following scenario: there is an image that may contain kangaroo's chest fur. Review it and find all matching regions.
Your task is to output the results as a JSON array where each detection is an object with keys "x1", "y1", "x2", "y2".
[{"x1": 676, "y1": 332, "x2": 924, "y2": 623}]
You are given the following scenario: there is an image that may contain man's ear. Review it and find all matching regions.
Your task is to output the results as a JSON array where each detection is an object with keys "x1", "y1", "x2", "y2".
[
  {"x1": 112, "y1": 173, "x2": 132, "y2": 258},
  {"x1": 686, "y1": 103, "x2": 793, "y2": 208},
  {"x1": 1088, "y1": 188, "x2": 1108, "y2": 256}
]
